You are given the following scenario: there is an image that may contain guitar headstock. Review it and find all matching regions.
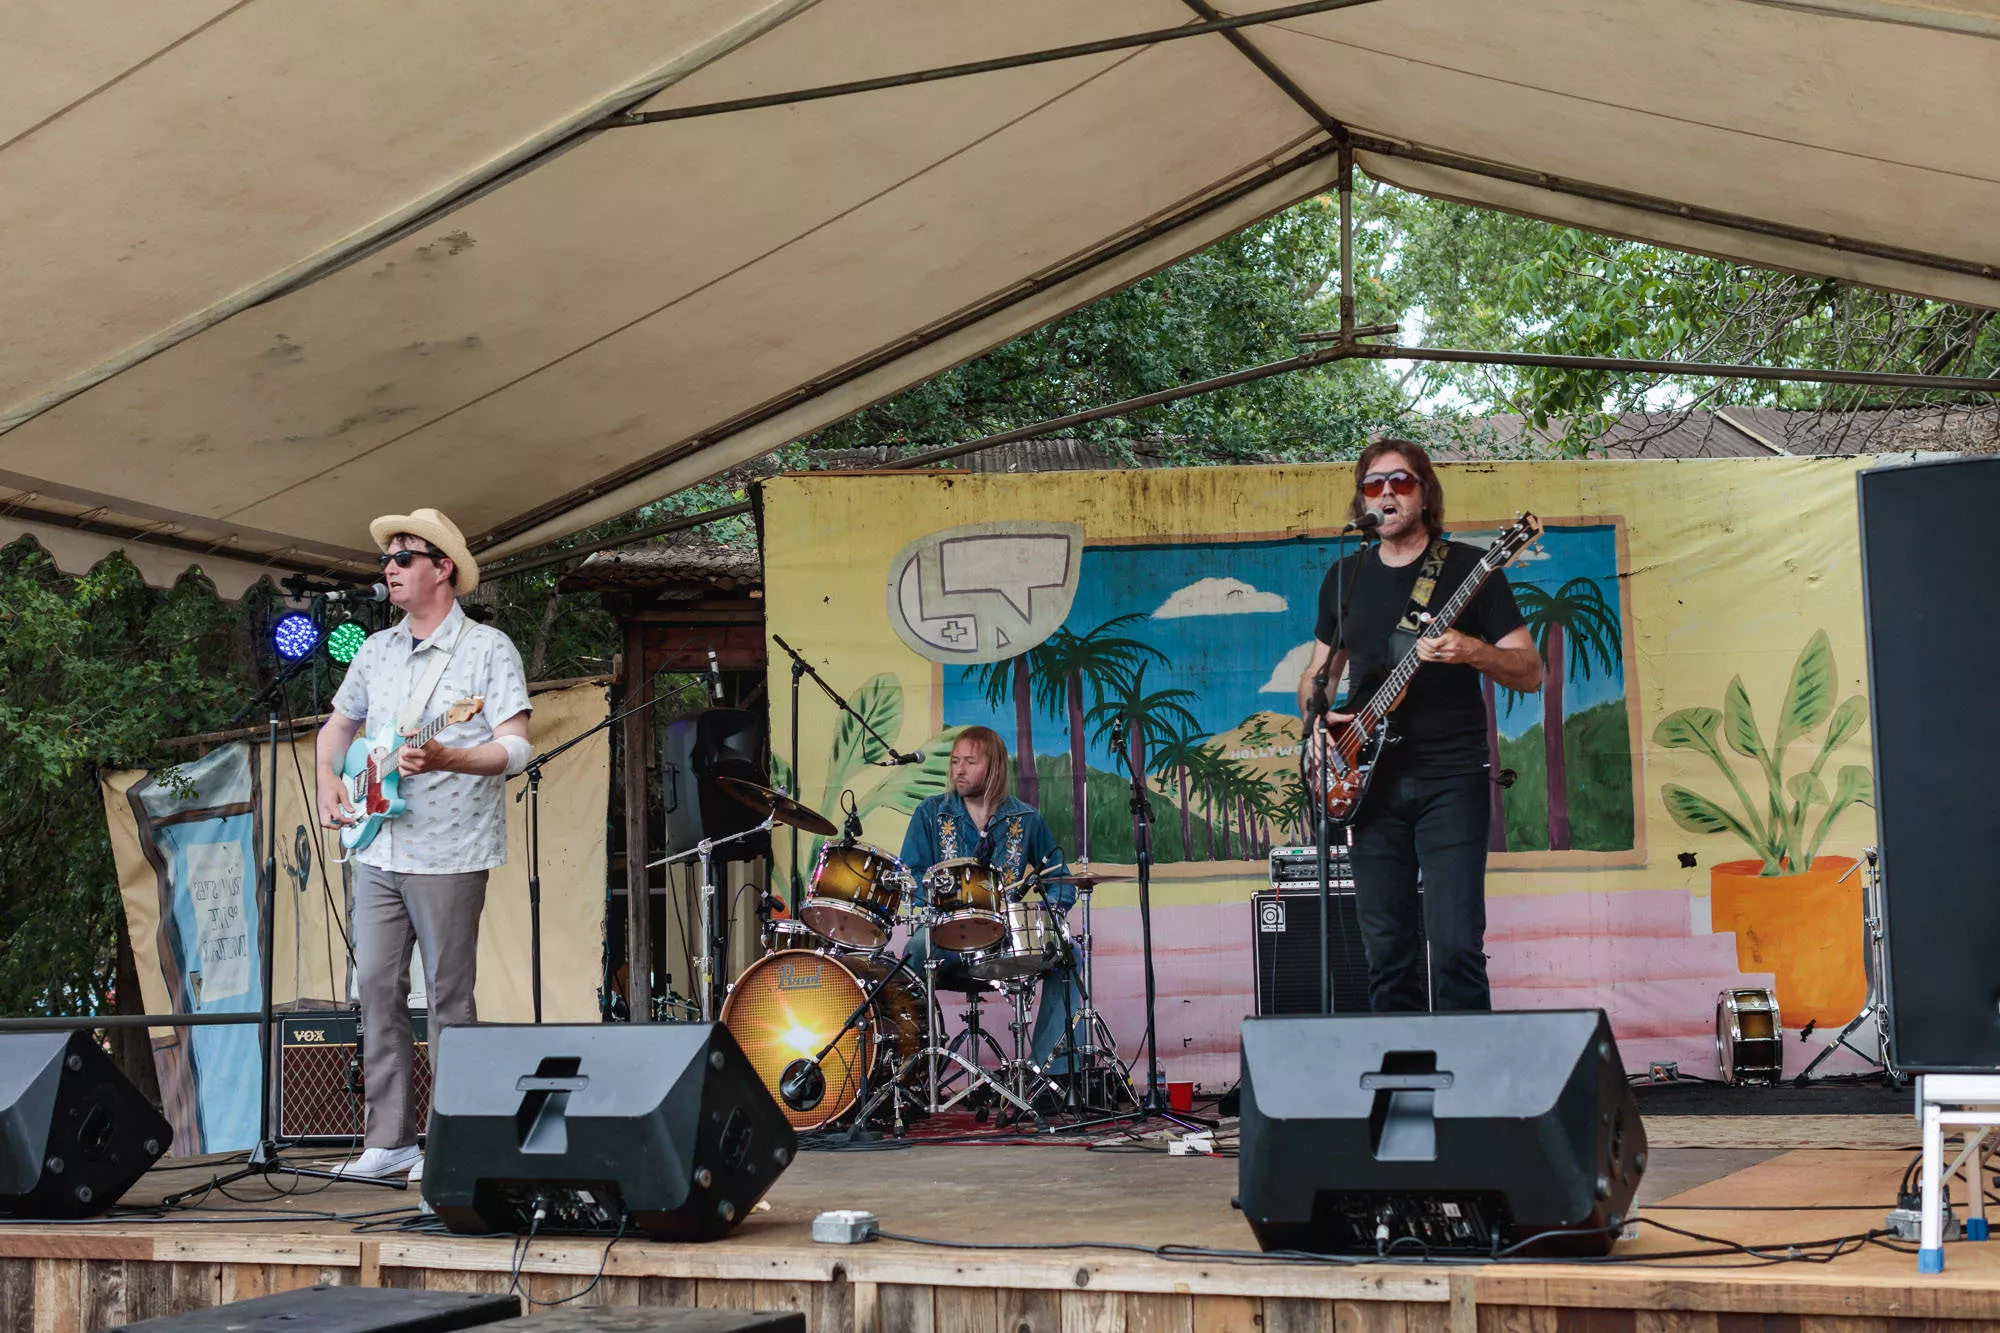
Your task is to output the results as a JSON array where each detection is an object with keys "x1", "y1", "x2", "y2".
[
  {"x1": 1484, "y1": 512, "x2": 1544, "y2": 569},
  {"x1": 446, "y1": 696, "x2": 486, "y2": 726}
]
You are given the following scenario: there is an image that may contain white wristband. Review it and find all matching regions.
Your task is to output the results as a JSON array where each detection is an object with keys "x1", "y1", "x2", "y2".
[{"x1": 498, "y1": 734, "x2": 533, "y2": 777}]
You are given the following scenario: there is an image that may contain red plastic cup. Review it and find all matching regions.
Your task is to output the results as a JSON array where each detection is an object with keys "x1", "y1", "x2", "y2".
[{"x1": 1167, "y1": 1081, "x2": 1194, "y2": 1112}]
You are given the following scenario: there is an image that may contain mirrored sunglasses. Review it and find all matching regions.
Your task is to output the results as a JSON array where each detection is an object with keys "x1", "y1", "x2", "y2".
[
  {"x1": 1360, "y1": 470, "x2": 1419, "y2": 498},
  {"x1": 378, "y1": 548, "x2": 442, "y2": 569}
]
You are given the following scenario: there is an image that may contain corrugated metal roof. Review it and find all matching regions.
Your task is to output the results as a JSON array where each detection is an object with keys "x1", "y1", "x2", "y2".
[
  {"x1": 1443, "y1": 406, "x2": 1998, "y2": 460},
  {"x1": 559, "y1": 535, "x2": 761, "y2": 594}
]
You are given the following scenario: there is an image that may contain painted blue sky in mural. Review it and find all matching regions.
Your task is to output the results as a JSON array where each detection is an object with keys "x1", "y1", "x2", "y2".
[{"x1": 943, "y1": 524, "x2": 1626, "y2": 769}]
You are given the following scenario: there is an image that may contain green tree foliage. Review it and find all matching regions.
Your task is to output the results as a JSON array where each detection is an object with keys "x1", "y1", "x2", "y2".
[{"x1": 0, "y1": 539, "x2": 254, "y2": 1015}]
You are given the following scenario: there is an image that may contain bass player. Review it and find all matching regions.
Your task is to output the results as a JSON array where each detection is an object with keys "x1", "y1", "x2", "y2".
[
  {"x1": 315, "y1": 509, "x2": 532, "y2": 1181},
  {"x1": 1296, "y1": 441, "x2": 1541, "y2": 1013}
]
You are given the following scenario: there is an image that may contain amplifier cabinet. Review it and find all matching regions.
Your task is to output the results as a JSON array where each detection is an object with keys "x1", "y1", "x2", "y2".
[
  {"x1": 1252, "y1": 879, "x2": 1429, "y2": 1015},
  {"x1": 279, "y1": 1011, "x2": 430, "y2": 1141}
]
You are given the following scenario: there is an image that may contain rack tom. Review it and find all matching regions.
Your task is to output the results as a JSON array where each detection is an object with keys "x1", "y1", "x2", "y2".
[
  {"x1": 801, "y1": 842, "x2": 911, "y2": 948},
  {"x1": 924, "y1": 858, "x2": 1010, "y2": 950}
]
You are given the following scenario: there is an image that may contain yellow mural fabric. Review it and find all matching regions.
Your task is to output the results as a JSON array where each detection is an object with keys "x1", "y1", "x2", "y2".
[{"x1": 762, "y1": 458, "x2": 1882, "y2": 1083}]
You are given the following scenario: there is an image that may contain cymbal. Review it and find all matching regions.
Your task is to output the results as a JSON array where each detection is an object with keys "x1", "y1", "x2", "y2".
[
  {"x1": 1039, "y1": 872, "x2": 1133, "y2": 886},
  {"x1": 717, "y1": 776, "x2": 838, "y2": 836}
]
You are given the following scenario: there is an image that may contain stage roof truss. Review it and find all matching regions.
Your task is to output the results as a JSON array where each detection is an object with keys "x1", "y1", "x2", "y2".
[{"x1": 1, "y1": 0, "x2": 1993, "y2": 596}]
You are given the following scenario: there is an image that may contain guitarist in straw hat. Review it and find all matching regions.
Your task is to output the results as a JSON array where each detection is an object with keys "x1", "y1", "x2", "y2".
[
  {"x1": 315, "y1": 508, "x2": 532, "y2": 1181},
  {"x1": 1296, "y1": 441, "x2": 1541, "y2": 1014}
]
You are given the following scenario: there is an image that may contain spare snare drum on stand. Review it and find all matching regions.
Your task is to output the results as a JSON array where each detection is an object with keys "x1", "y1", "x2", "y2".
[{"x1": 1717, "y1": 986, "x2": 1783, "y2": 1085}]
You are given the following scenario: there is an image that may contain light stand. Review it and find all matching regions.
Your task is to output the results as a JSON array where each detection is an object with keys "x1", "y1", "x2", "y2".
[
  {"x1": 167, "y1": 652, "x2": 401, "y2": 1201},
  {"x1": 513, "y1": 677, "x2": 707, "y2": 1021}
]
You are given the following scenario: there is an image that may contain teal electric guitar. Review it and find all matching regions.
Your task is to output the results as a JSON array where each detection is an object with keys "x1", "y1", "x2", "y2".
[{"x1": 336, "y1": 696, "x2": 485, "y2": 854}]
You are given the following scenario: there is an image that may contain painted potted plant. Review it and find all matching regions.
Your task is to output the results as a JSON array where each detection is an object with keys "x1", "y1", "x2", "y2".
[{"x1": 1654, "y1": 630, "x2": 1874, "y2": 1027}]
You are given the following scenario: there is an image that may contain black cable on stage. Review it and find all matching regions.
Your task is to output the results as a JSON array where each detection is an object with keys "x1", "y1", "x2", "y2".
[{"x1": 508, "y1": 1214, "x2": 628, "y2": 1308}]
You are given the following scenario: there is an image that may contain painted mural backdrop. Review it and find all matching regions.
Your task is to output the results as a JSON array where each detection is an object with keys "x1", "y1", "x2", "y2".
[{"x1": 762, "y1": 459, "x2": 1881, "y2": 1086}]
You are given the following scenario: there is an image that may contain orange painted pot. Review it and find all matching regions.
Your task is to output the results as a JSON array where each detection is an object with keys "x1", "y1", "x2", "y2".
[{"x1": 1708, "y1": 856, "x2": 1864, "y2": 1029}]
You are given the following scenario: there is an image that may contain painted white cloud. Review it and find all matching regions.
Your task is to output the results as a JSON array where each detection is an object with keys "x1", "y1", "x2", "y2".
[
  {"x1": 1261, "y1": 642, "x2": 1316, "y2": 694},
  {"x1": 1152, "y1": 576, "x2": 1288, "y2": 619},
  {"x1": 1262, "y1": 641, "x2": 1350, "y2": 696}
]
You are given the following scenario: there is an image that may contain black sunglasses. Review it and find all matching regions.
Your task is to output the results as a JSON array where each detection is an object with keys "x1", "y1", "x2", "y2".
[{"x1": 378, "y1": 548, "x2": 443, "y2": 569}]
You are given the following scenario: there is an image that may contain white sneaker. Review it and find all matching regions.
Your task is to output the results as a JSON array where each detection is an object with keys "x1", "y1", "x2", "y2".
[
  {"x1": 335, "y1": 1145, "x2": 421, "y2": 1180},
  {"x1": 406, "y1": 1153, "x2": 424, "y2": 1185}
]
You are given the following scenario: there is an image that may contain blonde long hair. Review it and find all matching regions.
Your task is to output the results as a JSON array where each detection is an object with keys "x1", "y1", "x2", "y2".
[{"x1": 955, "y1": 725, "x2": 1011, "y2": 808}]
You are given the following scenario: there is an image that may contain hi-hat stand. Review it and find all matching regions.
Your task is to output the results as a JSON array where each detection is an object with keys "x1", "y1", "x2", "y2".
[{"x1": 648, "y1": 815, "x2": 781, "y2": 1019}]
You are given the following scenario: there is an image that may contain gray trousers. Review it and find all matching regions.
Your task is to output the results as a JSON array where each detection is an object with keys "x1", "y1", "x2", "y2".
[{"x1": 352, "y1": 864, "x2": 487, "y2": 1148}]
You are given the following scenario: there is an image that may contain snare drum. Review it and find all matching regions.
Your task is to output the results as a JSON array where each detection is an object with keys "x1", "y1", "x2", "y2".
[
  {"x1": 801, "y1": 842, "x2": 911, "y2": 948},
  {"x1": 962, "y1": 900, "x2": 1064, "y2": 981},
  {"x1": 1716, "y1": 986, "x2": 1783, "y2": 1085},
  {"x1": 764, "y1": 918, "x2": 831, "y2": 954},
  {"x1": 924, "y1": 858, "x2": 1008, "y2": 950},
  {"x1": 722, "y1": 950, "x2": 924, "y2": 1130}
]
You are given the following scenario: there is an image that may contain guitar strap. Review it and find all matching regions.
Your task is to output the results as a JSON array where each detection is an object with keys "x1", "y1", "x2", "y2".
[
  {"x1": 1396, "y1": 538, "x2": 1454, "y2": 634},
  {"x1": 396, "y1": 613, "x2": 466, "y2": 736}
]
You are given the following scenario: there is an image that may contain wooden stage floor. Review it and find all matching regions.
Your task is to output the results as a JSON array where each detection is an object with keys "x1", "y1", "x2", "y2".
[{"x1": 6, "y1": 1140, "x2": 2000, "y2": 1331}]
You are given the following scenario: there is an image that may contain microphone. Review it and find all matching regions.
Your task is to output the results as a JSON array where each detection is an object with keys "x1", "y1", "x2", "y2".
[
  {"x1": 706, "y1": 647, "x2": 724, "y2": 702},
  {"x1": 1111, "y1": 717, "x2": 1125, "y2": 750},
  {"x1": 778, "y1": 1057, "x2": 826, "y2": 1113},
  {"x1": 1345, "y1": 509, "x2": 1384, "y2": 533},
  {"x1": 322, "y1": 583, "x2": 389, "y2": 604},
  {"x1": 888, "y1": 749, "x2": 924, "y2": 765}
]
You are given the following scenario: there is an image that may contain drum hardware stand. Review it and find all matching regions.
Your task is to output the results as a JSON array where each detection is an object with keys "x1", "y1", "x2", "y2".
[
  {"x1": 1796, "y1": 846, "x2": 1897, "y2": 1086},
  {"x1": 912, "y1": 917, "x2": 1038, "y2": 1121},
  {"x1": 648, "y1": 813, "x2": 780, "y2": 1020},
  {"x1": 994, "y1": 978, "x2": 1058, "y2": 1125},
  {"x1": 1055, "y1": 881, "x2": 1136, "y2": 1114},
  {"x1": 773, "y1": 950, "x2": 919, "y2": 1122}
]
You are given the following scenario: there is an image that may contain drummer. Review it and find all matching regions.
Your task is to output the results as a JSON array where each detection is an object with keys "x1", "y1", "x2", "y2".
[{"x1": 900, "y1": 726, "x2": 1083, "y2": 1075}]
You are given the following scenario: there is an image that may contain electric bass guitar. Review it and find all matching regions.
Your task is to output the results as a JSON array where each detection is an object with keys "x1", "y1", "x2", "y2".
[
  {"x1": 336, "y1": 696, "x2": 485, "y2": 854},
  {"x1": 1304, "y1": 514, "x2": 1543, "y2": 824}
]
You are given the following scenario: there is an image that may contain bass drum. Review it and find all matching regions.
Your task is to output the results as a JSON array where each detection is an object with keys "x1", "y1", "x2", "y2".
[{"x1": 722, "y1": 950, "x2": 924, "y2": 1130}]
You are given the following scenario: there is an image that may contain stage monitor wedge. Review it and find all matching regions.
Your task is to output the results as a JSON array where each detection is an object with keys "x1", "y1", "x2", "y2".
[
  {"x1": 1858, "y1": 456, "x2": 2000, "y2": 1072},
  {"x1": 424, "y1": 1022, "x2": 796, "y2": 1242},
  {"x1": 1236, "y1": 1011, "x2": 1645, "y2": 1257},
  {"x1": 104, "y1": 1285, "x2": 520, "y2": 1331},
  {"x1": 0, "y1": 1030, "x2": 173, "y2": 1219}
]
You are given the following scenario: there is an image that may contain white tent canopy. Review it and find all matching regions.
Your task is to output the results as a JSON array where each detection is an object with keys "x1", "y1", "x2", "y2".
[{"x1": 3, "y1": 0, "x2": 1995, "y2": 594}]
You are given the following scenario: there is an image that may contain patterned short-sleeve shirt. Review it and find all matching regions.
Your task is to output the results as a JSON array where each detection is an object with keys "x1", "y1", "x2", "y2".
[{"x1": 330, "y1": 601, "x2": 531, "y2": 875}]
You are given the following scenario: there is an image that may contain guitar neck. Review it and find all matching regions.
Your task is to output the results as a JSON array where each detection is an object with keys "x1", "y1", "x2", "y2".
[{"x1": 1358, "y1": 560, "x2": 1498, "y2": 728}]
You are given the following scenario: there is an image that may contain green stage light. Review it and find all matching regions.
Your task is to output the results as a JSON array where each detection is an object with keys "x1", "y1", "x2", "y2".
[{"x1": 326, "y1": 621, "x2": 367, "y2": 665}]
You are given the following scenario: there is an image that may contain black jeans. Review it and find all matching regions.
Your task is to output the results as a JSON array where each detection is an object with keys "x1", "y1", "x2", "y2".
[{"x1": 1348, "y1": 767, "x2": 1492, "y2": 1012}]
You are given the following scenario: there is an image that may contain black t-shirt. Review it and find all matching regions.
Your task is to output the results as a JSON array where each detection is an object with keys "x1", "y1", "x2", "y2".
[{"x1": 1313, "y1": 540, "x2": 1526, "y2": 777}]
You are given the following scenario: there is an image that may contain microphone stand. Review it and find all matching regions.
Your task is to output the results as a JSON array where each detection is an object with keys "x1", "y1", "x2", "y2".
[
  {"x1": 512, "y1": 676, "x2": 708, "y2": 1022},
  {"x1": 770, "y1": 633, "x2": 922, "y2": 908},
  {"x1": 1310, "y1": 522, "x2": 1373, "y2": 1015},
  {"x1": 777, "y1": 952, "x2": 921, "y2": 1125},
  {"x1": 1111, "y1": 704, "x2": 1210, "y2": 1134}
]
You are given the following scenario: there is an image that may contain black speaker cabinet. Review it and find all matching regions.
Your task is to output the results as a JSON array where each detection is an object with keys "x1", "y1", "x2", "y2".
[
  {"x1": 495, "y1": 1311, "x2": 806, "y2": 1333},
  {"x1": 0, "y1": 1030, "x2": 172, "y2": 1219},
  {"x1": 1859, "y1": 456, "x2": 2000, "y2": 1071},
  {"x1": 105, "y1": 1285, "x2": 519, "y2": 1332},
  {"x1": 1236, "y1": 1011, "x2": 1645, "y2": 1257},
  {"x1": 424, "y1": 1022, "x2": 795, "y2": 1242},
  {"x1": 661, "y1": 708, "x2": 771, "y2": 861}
]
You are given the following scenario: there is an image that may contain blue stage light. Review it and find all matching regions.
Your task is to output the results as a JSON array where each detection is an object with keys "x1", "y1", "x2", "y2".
[{"x1": 273, "y1": 611, "x2": 321, "y2": 661}]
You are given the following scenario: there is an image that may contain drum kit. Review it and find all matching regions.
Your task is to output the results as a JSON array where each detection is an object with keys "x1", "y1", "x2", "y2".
[{"x1": 706, "y1": 776, "x2": 1137, "y2": 1134}]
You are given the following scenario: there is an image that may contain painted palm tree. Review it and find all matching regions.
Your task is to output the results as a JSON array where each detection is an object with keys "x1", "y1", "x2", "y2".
[
  {"x1": 1507, "y1": 576, "x2": 1623, "y2": 850},
  {"x1": 1087, "y1": 662, "x2": 1201, "y2": 797},
  {"x1": 968, "y1": 646, "x2": 1059, "y2": 807},
  {"x1": 1029, "y1": 614, "x2": 1163, "y2": 861},
  {"x1": 1186, "y1": 743, "x2": 1234, "y2": 860},
  {"x1": 1149, "y1": 725, "x2": 1209, "y2": 860}
]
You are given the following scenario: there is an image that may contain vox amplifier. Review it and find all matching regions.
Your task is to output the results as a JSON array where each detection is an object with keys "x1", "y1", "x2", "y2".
[{"x1": 278, "y1": 1011, "x2": 430, "y2": 1141}]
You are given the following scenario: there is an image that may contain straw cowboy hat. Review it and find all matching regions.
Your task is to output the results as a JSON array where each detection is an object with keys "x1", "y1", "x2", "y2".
[{"x1": 367, "y1": 508, "x2": 480, "y2": 595}]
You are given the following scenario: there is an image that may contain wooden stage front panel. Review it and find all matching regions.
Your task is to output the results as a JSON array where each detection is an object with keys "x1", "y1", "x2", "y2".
[{"x1": 6, "y1": 1147, "x2": 2000, "y2": 1332}]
